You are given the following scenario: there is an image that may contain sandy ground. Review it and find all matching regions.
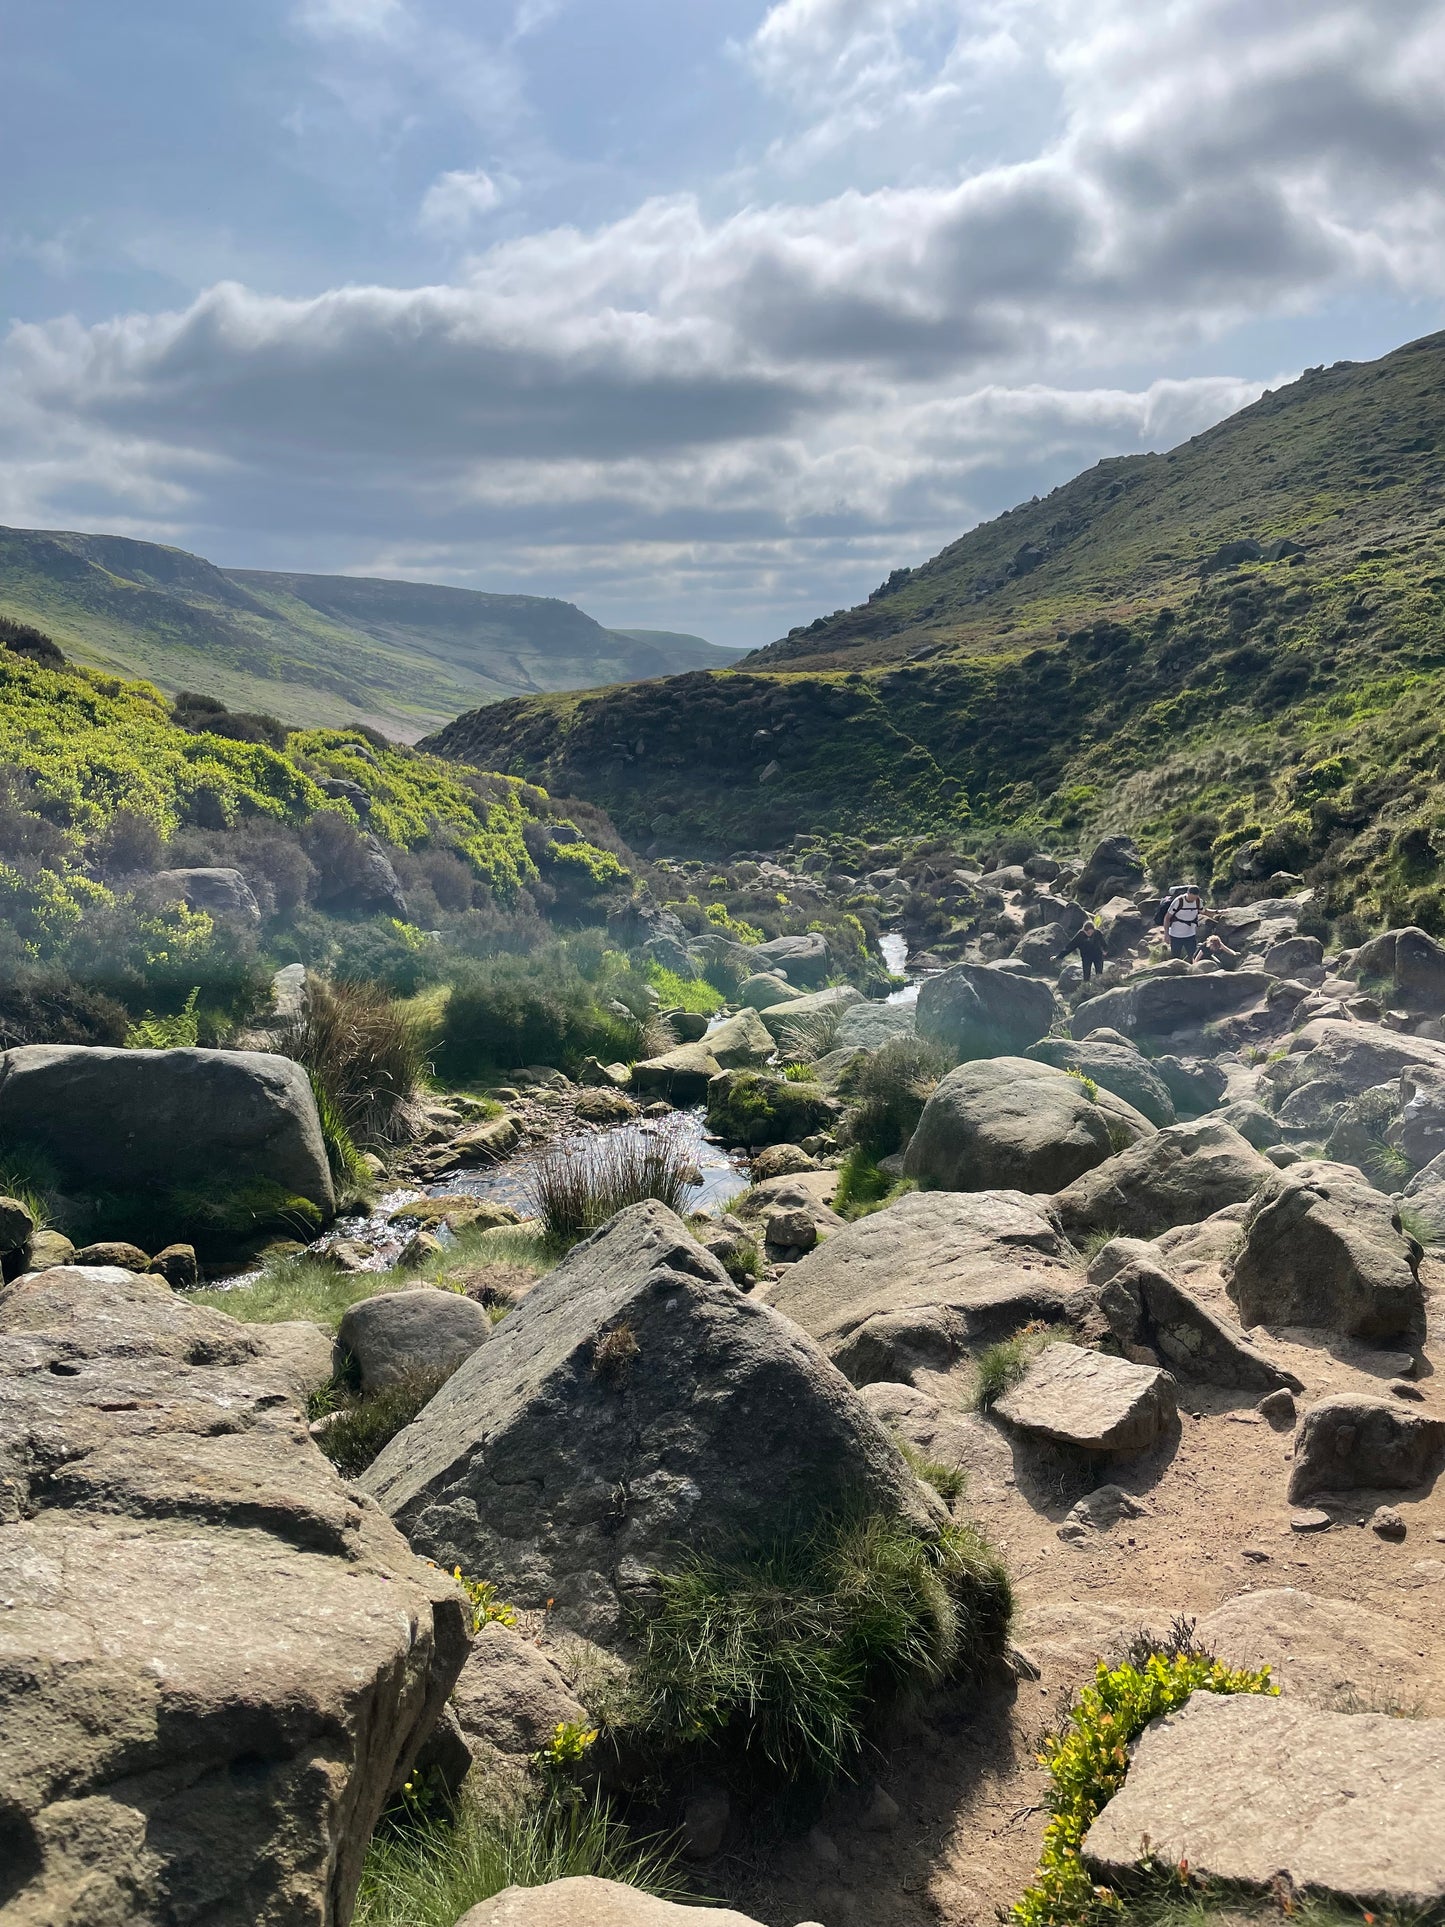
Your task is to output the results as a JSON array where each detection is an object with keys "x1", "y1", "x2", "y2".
[{"x1": 717, "y1": 1260, "x2": 1445, "y2": 1927}]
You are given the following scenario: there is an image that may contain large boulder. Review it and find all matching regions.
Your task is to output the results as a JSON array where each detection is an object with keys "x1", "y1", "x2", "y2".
[
  {"x1": 755, "y1": 984, "x2": 865, "y2": 1042},
  {"x1": 1072, "y1": 970, "x2": 1273, "y2": 1040},
  {"x1": 0, "y1": 1044, "x2": 334, "y2": 1217},
  {"x1": 760, "y1": 1188, "x2": 1087, "y2": 1385},
  {"x1": 337, "y1": 1286, "x2": 493, "y2": 1392},
  {"x1": 1226, "y1": 1161, "x2": 1425, "y2": 1343},
  {"x1": 0, "y1": 1264, "x2": 468, "y2": 1926},
  {"x1": 1402, "y1": 1147, "x2": 1445, "y2": 1242},
  {"x1": 1346, "y1": 925, "x2": 1445, "y2": 1009},
  {"x1": 1076, "y1": 834, "x2": 1145, "y2": 906},
  {"x1": 737, "y1": 971, "x2": 797, "y2": 1011},
  {"x1": 903, "y1": 1057, "x2": 1153, "y2": 1194},
  {"x1": 750, "y1": 931, "x2": 831, "y2": 987},
  {"x1": 148, "y1": 865, "x2": 262, "y2": 925},
  {"x1": 1287, "y1": 1394, "x2": 1445, "y2": 1502},
  {"x1": 360, "y1": 1202, "x2": 935, "y2": 1646},
  {"x1": 1196, "y1": 1587, "x2": 1440, "y2": 1708},
  {"x1": 835, "y1": 1001, "x2": 917, "y2": 1050},
  {"x1": 1262, "y1": 1020, "x2": 1445, "y2": 1114},
  {"x1": 458, "y1": 1881, "x2": 768, "y2": 1926},
  {"x1": 1052, "y1": 1119, "x2": 1273, "y2": 1242},
  {"x1": 629, "y1": 1042, "x2": 722, "y2": 1101},
  {"x1": 1083, "y1": 1693, "x2": 1445, "y2": 1911},
  {"x1": 915, "y1": 962, "x2": 1058, "y2": 1060},
  {"x1": 703, "y1": 1006, "x2": 776, "y2": 1068},
  {"x1": 1025, "y1": 1033, "x2": 1176, "y2": 1128},
  {"x1": 994, "y1": 1342, "x2": 1177, "y2": 1454},
  {"x1": 1390, "y1": 1063, "x2": 1445, "y2": 1169}
]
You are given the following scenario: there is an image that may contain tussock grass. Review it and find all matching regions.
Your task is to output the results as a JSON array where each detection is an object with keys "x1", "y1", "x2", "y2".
[
  {"x1": 973, "y1": 1327, "x2": 1057, "y2": 1410},
  {"x1": 528, "y1": 1124, "x2": 694, "y2": 1246},
  {"x1": 840, "y1": 1036, "x2": 952, "y2": 1158},
  {"x1": 313, "y1": 1366, "x2": 455, "y2": 1476},
  {"x1": 354, "y1": 1791, "x2": 690, "y2": 1927},
  {"x1": 833, "y1": 1145, "x2": 918, "y2": 1219},
  {"x1": 192, "y1": 1257, "x2": 400, "y2": 1328},
  {"x1": 280, "y1": 977, "x2": 429, "y2": 1147},
  {"x1": 619, "y1": 1511, "x2": 1011, "y2": 1786},
  {"x1": 897, "y1": 1438, "x2": 968, "y2": 1507}
]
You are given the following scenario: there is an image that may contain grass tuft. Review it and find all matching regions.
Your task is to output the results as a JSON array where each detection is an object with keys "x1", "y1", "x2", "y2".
[
  {"x1": 973, "y1": 1327, "x2": 1055, "y2": 1410},
  {"x1": 897, "y1": 1437, "x2": 968, "y2": 1506},
  {"x1": 280, "y1": 976, "x2": 429, "y2": 1148},
  {"x1": 312, "y1": 1366, "x2": 455, "y2": 1477},
  {"x1": 618, "y1": 1511, "x2": 1011, "y2": 1787},
  {"x1": 528, "y1": 1124, "x2": 694, "y2": 1247}
]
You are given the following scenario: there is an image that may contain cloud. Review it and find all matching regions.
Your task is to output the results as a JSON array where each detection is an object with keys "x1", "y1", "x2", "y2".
[
  {"x1": 293, "y1": 0, "x2": 406, "y2": 40},
  {"x1": 5, "y1": 0, "x2": 1445, "y2": 643},
  {"x1": 418, "y1": 168, "x2": 503, "y2": 238}
]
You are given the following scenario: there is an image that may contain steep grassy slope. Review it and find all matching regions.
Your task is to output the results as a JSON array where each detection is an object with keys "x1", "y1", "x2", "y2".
[
  {"x1": 0, "y1": 527, "x2": 736, "y2": 739},
  {"x1": 428, "y1": 329, "x2": 1445, "y2": 931}
]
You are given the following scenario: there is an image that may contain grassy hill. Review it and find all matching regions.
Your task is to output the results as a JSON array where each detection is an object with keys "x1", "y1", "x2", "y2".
[
  {"x1": 0, "y1": 526, "x2": 735, "y2": 740},
  {"x1": 426, "y1": 328, "x2": 1445, "y2": 933}
]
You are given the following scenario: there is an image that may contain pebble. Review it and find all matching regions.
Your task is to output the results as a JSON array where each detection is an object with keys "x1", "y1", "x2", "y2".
[
  {"x1": 1258, "y1": 1387, "x2": 1296, "y2": 1428},
  {"x1": 1289, "y1": 1508, "x2": 1332, "y2": 1533},
  {"x1": 1388, "y1": 1379, "x2": 1426, "y2": 1401},
  {"x1": 860, "y1": 1784, "x2": 900, "y2": 1832}
]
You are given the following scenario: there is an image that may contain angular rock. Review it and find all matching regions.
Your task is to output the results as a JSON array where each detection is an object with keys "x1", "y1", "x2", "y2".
[
  {"x1": 1195, "y1": 1587, "x2": 1432, "y2": 1707},
  {"x1": 149, "y1": 1241, "x2": 200, "y2": 1290},
  {"x1": 1097, "y1": 1247, "x2": 1298, "y2": 1392},
  {"x1": 1077, "y1": 834, "x2": 1145, "y2": 906},
  {"x1": 338, "y1": 1285, "x2": 493, "y2": 1393},
  {"x1": 857, "y1": 1380, "x2": 1017, "y2": 1507},
  {"x1": 449, "y1": 1619, "x2": 589, "y2": 1768},
  {"x1": 361, "y1": 1202, "x2": 935, "y2": 1645},
  {"x1": 629, "y1": 1043, "x2": 722, "y2": 1101},
  {"x1": 1389, "y1": 1063, "x2": 1445, "y2": 1168},
  {"x1": 148, "y1": 865, "x2": 262, "y2": 925},
  {"x1": 0, "y1": 1193, "x2": 35, "y2": 1255},
  {"x1": 1263, "y1": 934, "x2": 1325, "y2": 978},
  {"x1": 1262, "y1": 1019, "x2": 1445, "y2": 1111},
  {"x1": 764, "y1": 1206, "x2": 818, "y2": 1251},
  {"x1": 573, "y1": 1086, "x2": 638, "y2": 1123},
  {"x1": 915, "y1": 962, "x2": 1058, "y2": 1060},
  {"x1": 1072, "y1": 970, "x2": 1273, "y2": 1040},
  {"x1": 762, "y1": 1188, "x2": 1085, "y2": 1384},
  {"x1": 1152, "y1": 1053, "x2": 1229, "y2": 1118},
  {"x1": 904, "y1": 1057, "x2": 1153, "y2": 1194},
  {"x1": 458, "y1": 1880, "x2": 768, "y2": 1926},
  {"x1": 1052, "y1": 1119, "x2": 1273, "y2": 1242},
  {"x1": 1287, "y1": 1394, "x2": 1445, "y2": 1501},
  {"x1": 732, "y1": 1171, "x2": 844, "y2": 1242},
  {"x1": 1025, "y1": 1035, "x2": 1176, "y2": 1128},
  {"x1": 0, "y1": 1043, "x2": 335, "y2": 1217},
  {"x1": 1083, "y1": 1692, "x2": 1445, "y2": 1910},
  {"x1": 454, "y1": 1113, "x2": 524, "y2": 1160},
  {"x1": 704, "y1": 1006, "x2": 775, "y2": 1069},
  {"x1": 22, "y1": 1227, "x2": 75, "y2": 1269},
  {"x1": 1218, "y1": 1098, "x2": 1284, "y2": 1148},
  {"x1": 1347, "y1": 925, "x2": 1445, "y2": 1010},
  {"x1": 0, "y1": 1264, "x2": 468, "y2": 1926},
  {"x1": 751, "y1": 931, "x2": 831, "y2": 987},
  {"x1": 995, "y1": 1342, "x2": 1176, "y2": 1454},
  {"x1": 1227, "y1": 1161, "x2": 1426, "y2": 1343},
  {"x1": 73, "y1": 1239, "x2": 151, "y2": 1269}
]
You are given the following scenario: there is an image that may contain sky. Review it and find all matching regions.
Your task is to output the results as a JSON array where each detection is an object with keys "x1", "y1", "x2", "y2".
[{"x1": 4, "y1": 1, "x2": 1445, "y2": 648}]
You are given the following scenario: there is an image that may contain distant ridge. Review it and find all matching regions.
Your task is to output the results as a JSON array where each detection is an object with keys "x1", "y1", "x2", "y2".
[{"x1": 0, "y1": 525, "x2": 737, "y2": 739}]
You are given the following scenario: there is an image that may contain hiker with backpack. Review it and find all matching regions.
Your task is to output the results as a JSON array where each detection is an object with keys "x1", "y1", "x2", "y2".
[
  {"x1": 1160, "y1": 883, "x2": 1205, "y2": 961},
  {"x1": 1059, "y1": 918, "x2": 1107, "y2": 984}
]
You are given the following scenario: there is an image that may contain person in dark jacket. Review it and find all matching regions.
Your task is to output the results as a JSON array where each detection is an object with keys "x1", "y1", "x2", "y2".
[{"x1": 1059, "y1": 920, "x2": 1106, "y2": 983}]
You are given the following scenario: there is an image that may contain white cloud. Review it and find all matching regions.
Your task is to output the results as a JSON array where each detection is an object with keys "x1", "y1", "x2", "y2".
[
  {"x1": 6, "y1": 0, "x2": 1445, "y2": 643},
  {"x1": 293, "y1": 0, "x2": 406, "y2": 40},
  {"x1": 418, "y1": 168, "x2": 503, "y2": 239}
]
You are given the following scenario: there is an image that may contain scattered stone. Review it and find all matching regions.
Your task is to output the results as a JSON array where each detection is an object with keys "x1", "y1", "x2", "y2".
[
  {"x1": 630, "y1": 1042, "x2": 723, "y2": 1101},
  {"x1": 660, "y1": 1008, "x2": 710, "y2": 1043},
  {"x1": 836, "y1": 1001, "x2": 917, "y2": 1049},
  {"x1": 1063, "y1": 1484, "x2": 1149, "y2": 1533},
  {"x1": 1082, "y1": 1692, "x2": 1445, "y2": 1911},
  {"x1": 1346, "y1": 925, "x2": 1445, "y2": 1010},
  {"x1": 148, "y1": 864, "x2": 262, "y2": 925},
  {"x1": 1288, "y1": 1394, "x2": 1445, "y2": 1502},
  {"x1": 573, "y1": 1086, "x2": 638, "y2": 1123},
  {"x1": 337, "y1": 1285, "x2": 492, "y2": 1393},
  {"x1": 148, "y1": 1241, "x2": 199, "y2": 1290},
  {"x1": 391, "y1": 1196, "x2": 522, "y2": 1232},
  {"x1": 321, "y1": 1237, "x2": 375, "y2": 1273},
  {"x1": 0, "y1": 1194, "x2": 36, "y2": 1254},
  {"x1": 705, "y1": 1006, "x2": 777, "y2": 1068},
  {"x1": 749, "y1": 1142, "x2": 818, "y2": 1181},
  {"x1": 994, "y1": 1342, "x2": 1177, "y2": 1455},
  {"x1": 1218, "y1": 1099, "x2": 1283, "y2": 1148},
  {"x1": 752, "y1": 930, "x2": 832, "y2": 986},
  {"x1": 1390, "y1": 1378, "x2": 1426, "y2": 1401},
  {"x1": 682, "y1": 1788, "x2": 731, "y2": 1858},
  {"x1": 764, "y1": 1206, "x2": 818, "y2": 1252},
  {"x1": 860, "y1": 1784, "x2": 900, "y2": 1832},
  {"x1": 1097, "y1": 1246, "x2": 1298, "y2": 1392},
  {"x1": 1258, "y1": 1387, "x2": 1297, "y2": 1428},
  {"x1": 457, "y1": 1878, "x2": 769, "y2": 1926},
  {"x1": 904, "y1": 1056, "x2": 1153, "y2": 1194},
  {"x1": 449, "y1": 1619, "x2": 589, "y2": 1772},
  {"x1": 0, "y1": 1264, "x2": 468, "y2": 1925},
  {"x1": 738, "y1": 971, "x2": 798, "y2": 1011},
  {"x1": 361, "y1": 1202, "x2": 936, "y2": 1647},
  {"x1": 1052, "y1": 1119, "x2": 1273, "y2": 1242},
  {"x1": 398, "y1": 1229, "x2": 445, "y2": 1269},
  {"x1": 71, "y1": 1239, "x2": 151, "y2": 1270},
  {"x1": 1372, "y1": 1504, "x2": 1407, "y2": 1540},
  {"x1": 1197, "y1": 1586, "x2": 1431, "y2": 1705},
  {"x1": 1291, "y1": 1508, "x2": 1333, "y2": 1532},
  {"x1": 454, "y1": 1113, "x2": 524, "y2": 1161},
  {"x1": 21, "y1": 1226, "x2": 74, "y2": 1270},
  {"x1": 1227, "y1": 1160, "x2": 1425, "y2": 1343},
  {"x1": 762, "y1": 1188, "x2": 1084, "y2": 1385}
]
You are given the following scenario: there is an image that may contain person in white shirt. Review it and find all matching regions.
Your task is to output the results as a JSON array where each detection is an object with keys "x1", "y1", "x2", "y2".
[{"x1": 1161, "y1": 885, "x2": 1204, "y2": 961}]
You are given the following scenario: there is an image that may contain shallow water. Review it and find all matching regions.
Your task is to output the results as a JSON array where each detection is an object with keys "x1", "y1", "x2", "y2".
[{"x1": 880, "y1": 929, "x2": 920, "y2": 1006}]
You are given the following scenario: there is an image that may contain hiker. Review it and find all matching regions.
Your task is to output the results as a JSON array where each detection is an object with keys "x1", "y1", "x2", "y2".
[
  {"x1": 1059, "y1": 919, "x2": 1106, "y2": 984},
  {"x1": 1161, "y1": 882, "x2": 1205, "y2": 961},
  {"x1": 1205, "y1": 931, "x2": 1241, "y2": 969}
]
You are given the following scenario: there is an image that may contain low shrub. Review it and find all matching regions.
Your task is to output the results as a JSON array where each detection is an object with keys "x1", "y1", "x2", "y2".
[
  {"x1": 437, "y1": 950, "x2": 647, "y2": 1078},
  {"x1": 618, "y1": 1511, "x2": 1011, "y2": 1786},
  {"x1": 528, "y1": 1124, "x2": 695, "y2": 1246},
  {"x1": 354, "y1": 1789, "x2": 690, "y2": 1927},
  {"x1": 313, "y1": 1366, "x2": 455, "y2": 1477},
  {"x1": 0, "y1": 965, "x2": 129, "y2": 1049},
  {"x1": 839, "y1": 1036, "x2": 951, "y2": 1158},
  {"x1": 280, "y1": 977, "x2": 429, "y2": 1147},
  {"x1": 642, "y1": 962, "x2": 725, "y2": 1016},
  {"x1": 1013, "y1": 1625, "x2": 1276, "y2": 1927},
  {"x1": 833, "y1": 1146, "x2": 917, "y2": 1219},
  {"x1": 124, "y1": 986, "x2": 200, "y2": 1049}
]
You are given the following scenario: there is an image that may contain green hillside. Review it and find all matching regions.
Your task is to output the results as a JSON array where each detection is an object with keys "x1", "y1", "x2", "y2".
[
  {"x1": 0, "y1": 526, "x2": 737, "y2": 740},
  {"x1": 427, "y1": 328, "x2": 1445, "y2": 932}
]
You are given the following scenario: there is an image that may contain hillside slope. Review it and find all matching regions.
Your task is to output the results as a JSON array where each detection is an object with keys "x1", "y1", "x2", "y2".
[
  {"x1": 0, "y1": 526, "x2": 736, "y2": 739},
  {"x1": 427, "y1": 328, "x2": 1445, "y2": 931}
]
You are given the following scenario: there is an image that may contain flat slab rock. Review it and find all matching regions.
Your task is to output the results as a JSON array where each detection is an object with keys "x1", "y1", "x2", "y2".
[
  {"x1": 1195, "y1": 1588, "x2": 1443, "y2": 1711},
  {"x1": 994, "y1": 1342, "x2": 1177, "y2": 1453},
  {"x1": 458, "y1": 1877, "x2": 774, "y2": 1925},
  {"x1": 1083, "y1": 1691, "x2": 1445, "y2": 1909}
]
